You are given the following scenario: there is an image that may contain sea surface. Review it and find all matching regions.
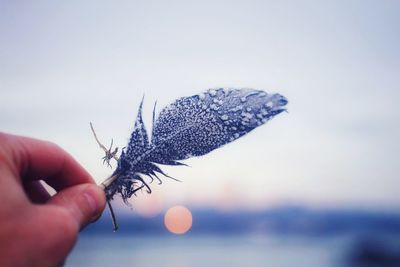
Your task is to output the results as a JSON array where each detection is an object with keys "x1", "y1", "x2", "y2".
[{"x1": 66, "y1": 234, "x2": 352, "y2": 267}]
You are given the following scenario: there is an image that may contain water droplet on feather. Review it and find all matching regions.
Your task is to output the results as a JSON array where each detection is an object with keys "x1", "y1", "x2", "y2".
[{"x1": 220, "y1": 115, "x2": 229, "y2": 120}]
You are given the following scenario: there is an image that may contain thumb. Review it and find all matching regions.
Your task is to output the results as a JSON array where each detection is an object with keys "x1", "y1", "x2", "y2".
[{"x1": 48, "y1": 183, "x2": 106, "y2": 229}]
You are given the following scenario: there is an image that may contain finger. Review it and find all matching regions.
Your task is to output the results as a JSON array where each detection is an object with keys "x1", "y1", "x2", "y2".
[
  {"x1": 23, "y1": 180, "x2": 51, "y2": 204},
  {"x1": 47, "y1": 183, "x2": 106, "y2": 229},
  {"x1": 4, "y1": 133, "x2": 94, "y2": 191}
]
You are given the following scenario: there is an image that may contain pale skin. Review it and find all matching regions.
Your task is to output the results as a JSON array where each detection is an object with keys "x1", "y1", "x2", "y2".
[{"x1": 0, "y1": 133, "x2": 106, "y2": 267}]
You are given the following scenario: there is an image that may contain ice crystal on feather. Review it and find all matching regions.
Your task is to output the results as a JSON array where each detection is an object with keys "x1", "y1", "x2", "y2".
[{"x1": 105, "y1": 88, "x2": 288, "y2": 203}]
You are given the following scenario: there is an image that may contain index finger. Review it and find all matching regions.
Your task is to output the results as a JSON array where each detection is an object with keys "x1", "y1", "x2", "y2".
[{"x1": 1, "y1": 133, "x2": 94, "y2": 191}]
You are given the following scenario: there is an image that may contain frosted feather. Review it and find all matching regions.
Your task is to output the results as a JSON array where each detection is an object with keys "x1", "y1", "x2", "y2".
[{"x1": 105, "y1": 88, "x2": 288, "y2": 202}]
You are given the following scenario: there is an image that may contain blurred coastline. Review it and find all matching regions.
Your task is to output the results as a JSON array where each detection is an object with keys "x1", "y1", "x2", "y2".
[{"x1": 67, "y1": 205, "x2": 400, "y2": 267}]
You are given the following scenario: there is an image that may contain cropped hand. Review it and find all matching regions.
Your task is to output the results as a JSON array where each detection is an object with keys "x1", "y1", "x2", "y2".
[{"x1": 0, "y1": 133, "x2": 106, "y2": 267}]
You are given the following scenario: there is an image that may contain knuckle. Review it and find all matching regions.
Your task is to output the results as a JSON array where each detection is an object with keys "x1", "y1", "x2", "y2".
[
  {"x1": 45, "y1": 141, "x2": 64, "y2": 154},
  {"x1": 0, "y1": 132, "x2": 10, "y2": 142}
]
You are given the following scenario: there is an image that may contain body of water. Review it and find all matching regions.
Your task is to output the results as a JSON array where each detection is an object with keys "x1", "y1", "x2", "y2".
[{"x1": 67, "y1": 234, "x2": 353, "y2": 267}]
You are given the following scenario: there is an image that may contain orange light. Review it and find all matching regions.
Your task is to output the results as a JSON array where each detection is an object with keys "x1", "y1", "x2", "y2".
[{"x1": 164, "y1": 205, "x2": 193, "y2": 234}]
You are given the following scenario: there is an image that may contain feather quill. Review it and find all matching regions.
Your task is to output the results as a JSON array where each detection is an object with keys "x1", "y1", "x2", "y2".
[{"x1": 99, "y1": 88, "x2": 288, "y2": 230}]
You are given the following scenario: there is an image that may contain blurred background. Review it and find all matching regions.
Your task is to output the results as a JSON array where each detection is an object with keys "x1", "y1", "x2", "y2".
[{"x1": 1, "y1": 0, "x2": 400, "y2": 266}]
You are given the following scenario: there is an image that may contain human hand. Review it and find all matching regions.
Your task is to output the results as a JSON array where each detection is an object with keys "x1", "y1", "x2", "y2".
[{"x1": 0, "y1": 133, "x2": 106, "y2": 267}]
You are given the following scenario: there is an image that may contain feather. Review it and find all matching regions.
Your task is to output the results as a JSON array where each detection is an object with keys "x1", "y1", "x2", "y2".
[{"x1": 104, "y1": 88, "x2": 287, "y2": 202}]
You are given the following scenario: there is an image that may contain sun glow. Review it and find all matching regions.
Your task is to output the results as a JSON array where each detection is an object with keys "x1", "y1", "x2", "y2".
[{"x1": 164, "y1": 205, "x2": 193, "y2": 234}]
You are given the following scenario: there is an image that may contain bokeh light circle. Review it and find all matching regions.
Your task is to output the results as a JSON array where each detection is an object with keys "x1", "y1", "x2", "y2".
[{"x1": 164, "y1": 205, "x2": 193, "y2": 234}]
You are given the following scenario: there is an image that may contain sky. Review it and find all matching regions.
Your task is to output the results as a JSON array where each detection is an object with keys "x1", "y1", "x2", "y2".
[{"x1": 1, "y1": 0, "x2": 400, "y2": 212}]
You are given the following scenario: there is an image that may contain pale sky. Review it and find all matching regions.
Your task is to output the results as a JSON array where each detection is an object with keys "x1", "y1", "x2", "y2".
[{"x1": 1, "y1": 0, "x2": 399, "y2": 212}]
